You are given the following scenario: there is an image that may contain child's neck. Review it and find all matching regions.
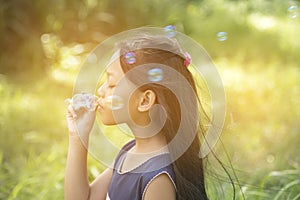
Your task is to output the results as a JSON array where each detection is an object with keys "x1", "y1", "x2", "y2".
[{"x1": 131, "y1": 133, "x2": 168, "y2": 154}]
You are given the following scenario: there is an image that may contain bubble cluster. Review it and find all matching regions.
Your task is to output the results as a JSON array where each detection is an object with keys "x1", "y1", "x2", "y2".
[
  {"x1": 124, "y1": 52, "x2": 136, "y2": 64},
  {"x1": 164, "y1": 25, "x2": 176, "y2": 38},
  {"x1": 288, "y1": 5, "x2": 299, "y2": 19},
  {"x1": 147, "y1": 68, "x2": 163, "y2": 82},
  {"x1": 71, "y1": 93, "x2": 98, "y2": 111},
  {"x1": 105, "y1": 95, "x2": 124, "y2": 110},
  {"x1": 217, "y1": 32, "x2": 228, "y2": 42}
]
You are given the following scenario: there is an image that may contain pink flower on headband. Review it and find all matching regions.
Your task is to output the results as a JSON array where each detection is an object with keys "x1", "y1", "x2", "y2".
[{"x1": 184, "y1": 52, "x2": 192, "y2": 67}]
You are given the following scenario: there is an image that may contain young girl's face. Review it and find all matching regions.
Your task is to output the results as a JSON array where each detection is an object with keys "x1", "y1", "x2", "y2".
[{"x1": 97, "y1": 58, "x2": 141, "y2": 125}]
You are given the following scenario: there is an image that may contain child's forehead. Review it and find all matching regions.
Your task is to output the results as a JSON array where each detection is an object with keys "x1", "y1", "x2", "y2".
[
  {"x1": 106, "y1": 50, "x2": 121, "y2": 73},
  {"x1": 106, "y1": 58, "x2": 123, "y2": 78},
  {"x1": 107, "y1": 50, "x2": 120, "y2": 67}
]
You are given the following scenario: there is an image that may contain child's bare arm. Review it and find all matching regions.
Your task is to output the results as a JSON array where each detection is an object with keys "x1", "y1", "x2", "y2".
[
  {"x1": 64, "y1": 137, "x2": 90, "y2": 200},
  {"x1": 144, "y1": 173, "x2": 176, "y2": 200},
  {"x1": 89, "y1": 168, "x2": 113, "y2": 200},
  {"x1": 64, "y1": 101, "x2": 112, "y2": 200},
  {"x1": 64, "y1": 137, "x2": 113, "y2": 200}
]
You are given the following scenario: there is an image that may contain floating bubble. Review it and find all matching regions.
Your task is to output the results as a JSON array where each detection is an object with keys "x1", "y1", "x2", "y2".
[
  {"x1": 72, "y1": 93, "x2": 98, "y2": 111},
  {"x1": 41, "y1": 34, "x2": 50, "y2": 43},
  {"x1": 164, "y1": 25, "x2": 176, "y2": 38},
  {"x1": 288, "y1": 5, "x2": 299, "y2": 19},
  {"x1": 105, "y1": 95, "x2": 124, "y2": 110},
  {"x1": 124, "y1": 52, "x2": 136, "y2": 64},
  {"x1": 266, "y1": 154, "x2": 275, "y2": 164},
  {"x1": 217, "y1": 32, "x2": 228, "y2": 42},
  {"x1": 147, "y1": 68, "x2": 163, "y2": 82}
]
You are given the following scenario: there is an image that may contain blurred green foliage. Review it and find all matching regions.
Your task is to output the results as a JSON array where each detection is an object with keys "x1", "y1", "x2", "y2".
[{"x1": 0, "y1": 0, "x2": 299, "y2": 199}]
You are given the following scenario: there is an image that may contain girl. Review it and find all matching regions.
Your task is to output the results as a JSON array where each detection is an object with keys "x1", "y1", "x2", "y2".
[{"x1": 65, "y1": 34, "x2": 209, "y2": 200}]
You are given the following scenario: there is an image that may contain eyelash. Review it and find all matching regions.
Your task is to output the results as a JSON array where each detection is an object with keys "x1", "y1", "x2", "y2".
[{"x1": 107, "y1": 80, "x2": 115, "y2": 88}]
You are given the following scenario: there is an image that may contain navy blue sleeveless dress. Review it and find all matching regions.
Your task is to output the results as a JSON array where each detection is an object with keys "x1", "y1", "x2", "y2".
[{"x1": 106, "y1": 140, "x2": 176, "y2": 200}]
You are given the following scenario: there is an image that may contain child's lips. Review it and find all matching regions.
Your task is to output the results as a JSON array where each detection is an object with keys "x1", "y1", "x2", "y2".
[{"x1": 96, "y1": 99, "x2": 104, "y2": 111}]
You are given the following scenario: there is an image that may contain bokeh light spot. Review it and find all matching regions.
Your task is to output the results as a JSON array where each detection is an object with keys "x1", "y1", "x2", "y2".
[
  {"x1": 73, "y1": 44, "x2": 85, "y2": 54},
  {"x1": 87, "y1": 53, "x2": 98, "y2": 64}
]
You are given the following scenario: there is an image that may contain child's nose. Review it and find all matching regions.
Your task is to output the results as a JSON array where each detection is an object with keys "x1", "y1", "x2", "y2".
[{"x1": 97, "y1": 85, "x2": 105, "y2": 98}]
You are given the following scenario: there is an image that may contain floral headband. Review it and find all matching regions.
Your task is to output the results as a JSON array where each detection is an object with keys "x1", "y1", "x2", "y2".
[{"x1": 184, "y1": 52, "x2": 192, "y2": 67}]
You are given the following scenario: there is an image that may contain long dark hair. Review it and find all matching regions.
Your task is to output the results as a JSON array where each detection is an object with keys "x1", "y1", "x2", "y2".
[{"x1": 118, "y1": 35, "x2": 209, "y2": 200}]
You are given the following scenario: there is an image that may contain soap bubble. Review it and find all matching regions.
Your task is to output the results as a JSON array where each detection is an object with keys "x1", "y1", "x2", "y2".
[
  {"x1": 105, "y1": 95, "x2": 124, "y2": 110},
  {"x1": 217, "y1": 32, "x2": 228, "y2": 42},
  {"x1": 288, "y1": 5, "x2": 299, "y2": 19},
  {"x1": 164, "y1": 25, "x2": 176, "y2": 38},
  {"x1": 124, "y1": 52, "x2": 136, "y2": 64},
  {"x1": 71, "y1": 93, "x2": 98, "y2": 111},
  {"x1": 40, "y1": 34, "x2": 50, "y2": 43},
  {"x1": 266, "y1": 154, "x2": 275, "y2": 164},
  {"x1": 148, "y1": 68, "x2": 163, "y2": 82}
]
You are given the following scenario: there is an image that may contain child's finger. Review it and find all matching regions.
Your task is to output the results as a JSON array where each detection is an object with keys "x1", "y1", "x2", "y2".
[
  {"x1": 93, "y1": 103, "x2": 99, "y2": 111},
  {"x1": 67, "y1": 104, "x2": 77, "y2": 119},
  {"x1": 65, "y1": 98, "x2": 72, "y2": 105}
]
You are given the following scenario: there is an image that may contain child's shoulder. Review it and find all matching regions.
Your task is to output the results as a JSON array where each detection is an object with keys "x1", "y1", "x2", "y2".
[{"x1": 114, "y1": 139, "x2": 135, "y2": 164}]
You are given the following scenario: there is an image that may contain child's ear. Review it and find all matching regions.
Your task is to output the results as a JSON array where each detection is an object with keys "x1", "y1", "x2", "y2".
[{"x1": 137, "y1": 90, "x2": 156, "y2": 112}]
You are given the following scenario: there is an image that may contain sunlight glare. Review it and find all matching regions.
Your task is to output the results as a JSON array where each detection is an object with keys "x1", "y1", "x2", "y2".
[{"x1": 248, "y1": 13, "x2": 276, "y2": 31}]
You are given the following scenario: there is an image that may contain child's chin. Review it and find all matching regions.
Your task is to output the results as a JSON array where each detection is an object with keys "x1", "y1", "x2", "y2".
[{"x1": 100, "y1": 118, "x2": 117, "y2": 126}]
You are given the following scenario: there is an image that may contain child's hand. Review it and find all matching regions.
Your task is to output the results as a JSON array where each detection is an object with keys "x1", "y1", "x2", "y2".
[{"x1": 65, "y1": 93, "x2": 98, "y2": 144}]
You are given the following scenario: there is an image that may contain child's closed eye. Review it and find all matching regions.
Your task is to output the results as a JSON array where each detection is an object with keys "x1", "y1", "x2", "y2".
[{"x1": 108, "y1": 84, "x2": 116, "y2": 88}]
